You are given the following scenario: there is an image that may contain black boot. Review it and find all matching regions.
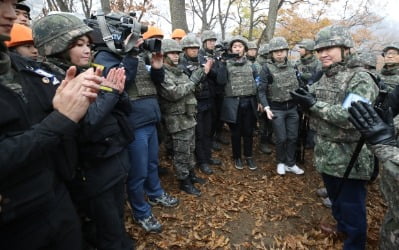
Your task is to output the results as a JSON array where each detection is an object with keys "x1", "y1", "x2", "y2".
[
  {"x1": 215, "y1": 132, "x2": 229, "y2": 145},
  {"x1": 209, "y1": 158, "x2": 222, "y2": 165},
  {"x1": 212, "y1": 141, "x2": 222, "y2": 151},
  {"x1": 199, "y1": 163, "x2": 213, "y2": 175},
  {"x1": 180, "y1": 177, "x2": 201, "y2": 196},
  {"x1": 189, "y1": 170, "x2": 206, "y2": 184}
]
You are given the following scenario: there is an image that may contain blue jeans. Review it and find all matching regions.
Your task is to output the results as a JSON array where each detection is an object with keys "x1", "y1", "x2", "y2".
[
  {"x1": 322, "y1": 173, "x2": 367, "y2": 250},
  {"x1": 127, "y1": 124, "x2": 164, "y2": 220}
]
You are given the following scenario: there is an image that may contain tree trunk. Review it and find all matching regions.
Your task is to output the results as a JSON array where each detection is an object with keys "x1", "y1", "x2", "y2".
[
  {"x1": 100, "y1": 0, "x2": 111, "y2": 14},
  {"x1": 260, "y1": 0, "x2": 284, "y2": 43},
  {"x1": 55, "y1": 0, "x2": 70, "y2": 11},
  {"x1": 169, "y1": 0, "x2": 189, "y2": 32}
]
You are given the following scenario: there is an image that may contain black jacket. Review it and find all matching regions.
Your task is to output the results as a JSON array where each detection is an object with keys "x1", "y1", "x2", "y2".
[{"x1": 0, "y1": 53, "x2": 77, "y2": 225}]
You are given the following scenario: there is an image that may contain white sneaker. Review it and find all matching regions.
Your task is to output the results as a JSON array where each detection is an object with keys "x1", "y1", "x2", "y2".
[
  {"x1": 277, "y1": 163, "x2": 286, "y2": 175},
  {"x1": 285, "y1": 165, "x2": 304, "y2": 175}
]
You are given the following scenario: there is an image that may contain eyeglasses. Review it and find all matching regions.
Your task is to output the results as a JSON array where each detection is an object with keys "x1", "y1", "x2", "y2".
[{"x1": 382, "y1": 51, "x2": 399, "y2": 57}]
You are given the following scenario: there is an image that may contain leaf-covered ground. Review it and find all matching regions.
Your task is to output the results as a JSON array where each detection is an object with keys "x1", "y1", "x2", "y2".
[{"x1": 125, "y1": 132, "x2": 386, "y2": 249}]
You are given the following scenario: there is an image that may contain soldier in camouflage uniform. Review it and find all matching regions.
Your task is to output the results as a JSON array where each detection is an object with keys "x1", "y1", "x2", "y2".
[
  {"x1": 246, "y1": 41, "x2": 258, "y2": 64},
  {"x1": 348, "y1": 101, "x2": 399, "y2": 250},
  {"x1": 179, "y1": 34, "x2": 221, "y2": 175},
  {"x1": 290, "y1": 25, "x2": 379, "y2": 250},
  {"x1": 157, "y1": 39, "x2": 202, "y2": 196},
  {"x1": 220, "y1": 35, "x2": 258, "y2": 170},
  {"x1": 380, "y1": 42, "x2": 399, "y2": 92},
  {"x1": 258, "y1": 36, "x2": 304, "y2": 176},
  {"x1": 295, "y1": 39, "x2": 322, "y2": 87}
]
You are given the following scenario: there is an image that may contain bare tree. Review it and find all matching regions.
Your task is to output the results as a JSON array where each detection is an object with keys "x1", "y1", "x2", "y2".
[
  {"x1": 81, "y1": 0, "x2": 93, "y2": 18},
  {"x1": 169, "y1": 0, "x2": 189, "y2": 31},
  {"x1": 217, "y1": 0, "x2": 235, "y2": 40},
  {"x1": 188, "y1": 0, "x2": 218, "y2": 31}
]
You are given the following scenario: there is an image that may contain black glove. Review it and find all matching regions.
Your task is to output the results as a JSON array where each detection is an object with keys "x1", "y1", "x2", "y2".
[
  {"x1": 348, "y1": 101, "x2": 397, "y2": 146},
  {"x1": 290, "y1": 87, "x2": 317, "y2": 110}
]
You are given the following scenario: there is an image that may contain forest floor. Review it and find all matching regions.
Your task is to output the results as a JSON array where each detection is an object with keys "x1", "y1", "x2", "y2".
[{"x1": 125, "y1": 131, "x2": 386, "y2": 249}]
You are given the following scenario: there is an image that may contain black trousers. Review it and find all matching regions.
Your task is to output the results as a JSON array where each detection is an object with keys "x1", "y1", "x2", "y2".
[
  {"x1": 195, "y1": 108, "x2": 213, "y2": 164},
  {"x1": 79, "y1": 179, "x2": 133, "y2": 250},
  {"x1": 211, "y1": 94, "x2": 224, "y2": 137},
  {"x1": 0, "y1": 187, "x2": 82, "y2": 250},
  {"x1": 228, "y1": 101, "x2": 256, "y2": 159}
]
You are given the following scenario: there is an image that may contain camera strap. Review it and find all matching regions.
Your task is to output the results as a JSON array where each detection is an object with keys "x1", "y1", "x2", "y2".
[{"x1": 96, "y1": 10, "x2": 120, "y2": 54}]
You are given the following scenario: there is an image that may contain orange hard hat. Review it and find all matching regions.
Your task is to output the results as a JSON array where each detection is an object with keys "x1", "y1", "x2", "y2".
[
  {"x1": 5, "y1": 23, "x2": 34, "y2": 48},
  {"x1": 143, "y1": 26, "x2": 164, "y2": 40},
  {"x1": 171, "y1": 29, "x2": 186, "y2": 39}
]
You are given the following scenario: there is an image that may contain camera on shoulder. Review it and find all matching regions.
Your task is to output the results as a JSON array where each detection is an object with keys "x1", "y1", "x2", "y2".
[{"x1": 85, "y1": 9, "x2": 161, "y2": 55}]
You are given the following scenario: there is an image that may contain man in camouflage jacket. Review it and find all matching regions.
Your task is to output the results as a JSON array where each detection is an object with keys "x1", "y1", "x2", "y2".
[
  {"x1": 157, "y1": 39, "x2": 203, "y2": 196},
  {"x1": 291, "y1": 25, "x2": 379, "y2": 250}
]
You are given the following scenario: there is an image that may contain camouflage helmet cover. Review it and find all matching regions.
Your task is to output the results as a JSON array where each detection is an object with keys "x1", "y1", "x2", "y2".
[
  {"x1": 258, "y1": 43, "x2": 269, "y2": 56},
  {"x1": 201, "y1": 30, "x2": 217, "y2": 43},
  {"x1": 229, "y1": 35, "x2": 249, "y2": 51},
  {"x1": 268, "y1": 37, "x2": 289, "y2": 52},
  {"x1": 247, "y1": 41, "x2": 258, "y2": 50},
  {"x1": 162, "y1": 39, "x2": 182, "y2": 53},
  {"x1": 383, "y1": 42, "x2": 399, "y2": 52},
  {"x1": 314, "y1": 25, "x2": 354, "y2": 50},
  {"x1": 33, "y1": 13, "x2": 92, "y2": 56},
  {"x1": 298, "y1": 39, "x2": 315, "y2": 51},
  {"x1": 180, "y1": 34, "x2": 200, "y2": 49},
  {"x1": 357, "y1": 51, "x2": 377, "y2": 68}
]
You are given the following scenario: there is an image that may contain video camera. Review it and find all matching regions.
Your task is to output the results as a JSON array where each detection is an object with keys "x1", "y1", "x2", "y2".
[
  {"x1": 85, "y1": 10, "x2": 161, "y2": 55},
  {"x1": 212, "y1": 43, "x2": 239, "y2": 61}
]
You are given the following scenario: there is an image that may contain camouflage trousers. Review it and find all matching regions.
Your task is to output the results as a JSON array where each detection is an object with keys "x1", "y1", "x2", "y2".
[
  {"x1": 171, "y1": 127, "x2": 196, "y2": 180},
  {"x1": 380, "y1": 210, "x2": 399, "y2": 249}
]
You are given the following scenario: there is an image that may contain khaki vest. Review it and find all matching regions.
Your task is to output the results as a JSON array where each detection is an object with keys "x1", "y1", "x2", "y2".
[
  {"x1": 266, "y1": 62, "x2": 299, "y2": 102},
  {"x1": 225, "y1": 59, "x2": 256, "y2": 97},
  {"x1": 127, "y1": 58, "x2": 157, "y2": 100}
]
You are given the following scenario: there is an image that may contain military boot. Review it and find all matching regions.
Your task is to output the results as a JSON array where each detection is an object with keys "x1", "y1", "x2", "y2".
[
  {"x1": 260, "y1": 143, "x2": 272, "y2": 154},
  {"x1": 199, "y1": 163, "x2": 213, "y2": 175},
  {"x1": 189, "y1": 170, "x2": 206, "y2": 184},
  {"x1": 180, "y1": 177, "x2": 201, "y2": 196},
  {"x1": 215, "y1": 132, "x2": 229, "y2": 145}
]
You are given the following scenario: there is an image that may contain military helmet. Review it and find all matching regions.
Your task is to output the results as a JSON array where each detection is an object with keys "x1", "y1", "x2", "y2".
[
  {"x1": 229, "y1": 35, "x2": 249, "y2": 51},
  {"x1": 247, "y1": 41, "x2": 258, "y2": 50},
  {"x1": 162, "y1": 39, "x2": 182, "y2": 53},
  {"x1": 298, "y1": 39, "x2": 315, "y2": 51},
  {"x1": 268, "y1": 37, "x2": 289, "y2": 52},
  {"x1": 314, "y1": 25, "x2": 354, "y2": 50},
  {"x1": 358, "y1": 51, "x2": 377, "y2": 68},
  {"x1": 201, "y1": 30, "x2": 217, "y2": 43},
  {"x1": 382, "y1": 42, "x2": 399, "y2": 52},
  {"x1": 180, "y1": 34, "x2": 200, "y2": 49},
  {"x1": 33, "y1": 13, "x2": 92, "y2": 56},
  {"x1": 258, "y1": 43, "x2": 269, "y2": 56}
]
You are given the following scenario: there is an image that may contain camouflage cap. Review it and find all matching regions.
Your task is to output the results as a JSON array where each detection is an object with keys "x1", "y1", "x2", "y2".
[
  {"x1": 229, "y1": 35, "x2": 248, "y2": 51},
  {"x1": 383, "y1": 42, "x2": 399, "y2": 52},
  {"x1": 33, "y1": 13, "x2": 92, "y2": 56},
  {"x1": 247, "y1": 41, "x2": 258, "y2": 50},
  {"x1": 258, "y1": 43, "x2": 269, "y2": 56},
  {"x1": 162, "y1": 39, "x2": 182, "y2": 53},
  {"x1": 358, "y1": 51, "x2": 377, "y2": 68},
  {"x1": 181, "y1": 34, "x2": 200, "y2": 49},
  {"x1": 298, "y1": 39, "x2": 315, "y2": 51},
  {"x1": 314, "y1": 25, "x2": 354, "y2": 50},
  {"x1": 268, "y1": 37, "x2": 289, "y2": 52},
  {"x1": 201, "y1": 30, "x2": 217, "y2": 43}
]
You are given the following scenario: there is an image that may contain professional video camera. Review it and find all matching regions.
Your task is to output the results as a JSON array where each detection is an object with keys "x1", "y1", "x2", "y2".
[
  {"x1": 85, "y1": 10, "x2": 161, "y2": 55},
  {"x1": 213, "y1": 43, "x2": 239, "y2": 60}
]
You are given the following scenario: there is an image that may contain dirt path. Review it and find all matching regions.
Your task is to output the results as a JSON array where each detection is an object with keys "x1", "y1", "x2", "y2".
[{"x1": 126, "y1": 135, "x2": 386, "y2": 249}]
